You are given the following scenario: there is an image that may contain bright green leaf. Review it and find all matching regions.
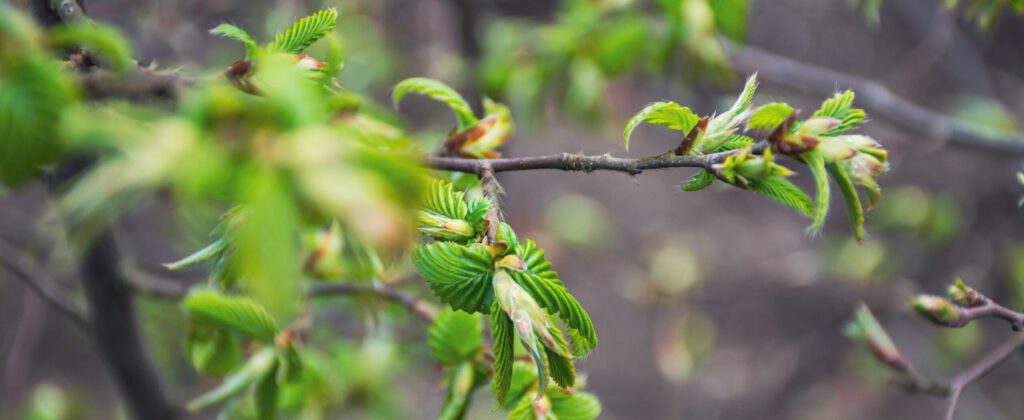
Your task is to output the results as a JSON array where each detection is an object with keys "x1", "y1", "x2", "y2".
[
  {"x1": 827, "y1": 162, "x2": 866, "y2": 242},
  {"x1": 803, "y1": 151, "x2": 830, "y2": 234},
  {"x1": 748, "y1": 176, "x2": 814, "y2": 218},
  {"x1": 682, "y1": 169, "x2": 716, "y2": 192},
  {"x1": 210, "y1": 23, "x2": 259, "y2": 58},
  {"x1": 187, "y1": 347, "x2": 276, "y2": 411},
  {"x1": 623, "y1": 101, "x2": 699, "y2": 150},
  {"x1": 428, "y1": 308, "x2": 484, "y2": 365},
  {"x1": 491, "y1": 301, "x2": 515, "y2": 406},
  {"x1": 412, "y1": 242, "x2": 494, "y2": 313},
  {"x1": 393, "y1": 77, "x2": 478, "y2": 131},
  {"x1": 508, "y1": 240, "x2": 597, "y2": 356},
  {"x1": 747, "y1": 102, "x2": 794, "y2": 131},
  {"x1": 182, "y1": 288, "x2": 279, "y2": 342},
  {"x1": 266, "y1": 8, "x2": 338, "y2": 54}
]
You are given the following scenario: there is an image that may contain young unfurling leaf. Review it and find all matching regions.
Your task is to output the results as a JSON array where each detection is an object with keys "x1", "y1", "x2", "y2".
[
  {"x1": 812, "y1": 90, "x2": 865, "y2": 136},
  {"x1": 420, "y1": 179, "x2": 490, "y2": 241},
  {"x1": 266, "y1": 8, "x2": 338, "y2": 54},
  {"x1": 187, "y1": 347, "x2": 277, "y2": 411},
  {"x1": 748, "y1": 176, "x2": 814, "y2": 218},
  {"x1": 803, "y1": 150, "x2": 831, "y2": 235},
  {"x1": 210, "y1": 24, "x2": 260, "y2": 58},
  {"x1": 827, "y1": 162, "x2": 866, "y2": 242},
  {"x1": 429, "y1": 309, "x2": 484, "y2": 365},
  {"x1": 747, "y1": 102, "x2": 794, "y2": 131},
  {"x1": 507, "y1": 240, "x2": 597, "y2": 356},
  {"x1": 392, "y1": 77, "x2": 479, "y2": 131},
  {"x1": 182, "y1": 288, "x2": 280, "y2": 342},
  {"x1": 623, "y1": 102, "x2": 699, "y2": 150},
  {"x1": 491, "y1": 300, "x2": 515, "y2": 405},
  {"x1": 412, "y1": 242, "x2": 495, "y2": 313}
]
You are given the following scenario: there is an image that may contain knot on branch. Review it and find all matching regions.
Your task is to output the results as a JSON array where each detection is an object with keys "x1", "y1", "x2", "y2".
[{"x1": 561, "y1": 153, "x2": 590, "y2": 172}]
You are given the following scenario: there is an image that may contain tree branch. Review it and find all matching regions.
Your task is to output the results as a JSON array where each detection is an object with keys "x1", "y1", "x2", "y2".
[
  {"x1": 309, "y1": 282, "x2": 439, "y2": 323},
  {"x1": 425, "y1": 143, "x2": 764, "y2": 175},
  {"x1": 0, "y1": 237, "x2": 90, "y2": 330},
  {"x1": 943, "y1": 334, "x2": 1024, "y2": 420},
  {"x1": 724, "y1": 41, "x2": 1024, "y2": 155}
]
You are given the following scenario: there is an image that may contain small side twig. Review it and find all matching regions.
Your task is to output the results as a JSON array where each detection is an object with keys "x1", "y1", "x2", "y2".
[{"x1": 0, "y1": 238, "x2": 89, "y2": 330}]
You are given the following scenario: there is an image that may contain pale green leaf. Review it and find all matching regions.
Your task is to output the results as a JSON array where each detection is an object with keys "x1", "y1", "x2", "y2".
[
  {"x1": 412, "y1": 242, "x2": 494, "y2": 313},
  {"x1": 622, "y1": 101, "x2": 699, "y2": 150},
  {"x1": 508, "y1": 240, "x2": 597, "y2": 357},
  {"x1": 544, "y1": 321, "x2": 575, "y2": 389},
  {"x1": 182, "y1": 288, "x2": 279, "y2": 342},
  {"x1": 748, "y1": 176, "x2": 814, "y2": 218},
  {"x1": 0, "y1": 53, "x2": 75, "y2": 186},
  {"x1": 812, "y1": 90, "x2": 865, "y2": 136},
  {"x1": 210, "y1": 23, "x2": 259, "y2": 58},
  {"x1": 393, "y1": 77, "x2": 478, "y2": 131},
  {"x1": 186, "y1": 320, "x2": 241, "y2": 376},
  {"x1": 713, "y1": 134, "x2": 756, "y2": 152},
  {"x1": 253, "y1": 356, "x2": 280, "y2": 420},
  {"x1": 428, "y1": 308, "x2": 484, "y2": 365},
  {"x1": 827, "y1": 162, "x2": 866, "y2": 242},
  {"x1": 804, "y1": 151, "x2": 831, "y2": 234},
  {"x1": 706, "y1": 73, "x2": 758, "y2": 136},
  {"x1": 164, "y1": 238, "x2": 228, "y2": 270},
  {"x1": 266, "y1": 8, "x2": 338, "y2": 54},
  {"x1": 423, "y1": 179, "x2": 470, "y2": 219},
  {"x1": 491, "y1": 301, "x2": 515, "y2": 406},
  {"x1": 187, "y1": 348, "x2": 276, "y2": 411},
  {"x1": 550, "y1": 390, "x2": 602, "y2": 420},
  {"x1": 681, "y1": 169, "x2": 716, "y2": 192},
  {"x1": 747, "y1": 102, "x2": 794, "y2": 130}
]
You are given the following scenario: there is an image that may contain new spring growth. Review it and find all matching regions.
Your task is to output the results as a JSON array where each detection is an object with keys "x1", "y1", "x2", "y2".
[
  {"x1": 418, "y1": 211, "x2": 476, "y2": 240},
  {"x1": 304, "y1": 221, "x2": 345, "y2": 278},
  {"x1": 447, "y1": 99, "x2": 513, "y2": 159},
  {"x1": 713, "y1": 147, "x2": 794, "y2": 188},
  {"x1": 910, "y1": 295, "x2": 961, "y2": 326},
  {"x1": 946, "y1": 278, "x2": 985, "y2": 307},
  {"x1": 846, "y1": 303, "x2": 906, "y2": 370}
]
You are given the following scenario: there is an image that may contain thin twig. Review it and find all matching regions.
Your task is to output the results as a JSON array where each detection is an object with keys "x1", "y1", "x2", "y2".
[
  {"x1": 309, "y1": 282, "x2": 439, "y2": 323},
  {"x1": 427, "y1": 142, "x2": 767, "y2": 175},
  {"x1": 943, "y1": 334, "x2": 1024, "y2": 420},
  {"x1": 0, "y1": 238, "x2": 90, "y2": 329},
  {"x1": 724, "y1": 41, "x2": 1024, "y2": 155}
]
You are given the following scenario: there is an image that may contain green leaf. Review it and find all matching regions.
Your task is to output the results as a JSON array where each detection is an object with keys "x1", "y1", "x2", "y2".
[
  {"x1": 438, "y1": 362, "x2": 480, "y2": 420},
  {"x1": 50, "y1": 21, "x2": 134, "y2": 72},
  {"x1": 504, "y1": 362, "x2": 539, "y2": 411},
  {"x1": 623, "y1": 101, "x2": 699, "y2": 150},
  {"x1": 550, "y1": 390, "x2": 602, "y2": 420},
  {"x1": 253, "y1": 355, "x2": 280, "y2": 420},
  {"x1": 681, "y1": 169, "x2": 716, "y2": 192},
  {"x1": 748, "y1": 176, "x2": 814, "y2": 218},
  {"x1": 182, "y1": 288, "x2": 279, "y2": 342},
  {"x1": 508, "y1": 240, "x2": 597, "y2": 357},
  {"x1": 0, "y1": 52, "x2": 75, "y2": 186},
  {"x1": 710, "y1": 0, "x2": 750, "y2": 41},
  {"x1": 412, "y1": 242, "x2": 494, "y2": 313},
  {"x1": 747, "y1": 102, "x2": 794, "y2": 130},
  {"x1": 713, "y1": 134, "x2": 756, "y2": 152},
  {"x1": 393, "y1": 77, "x2": 478, "y2": 131},
  {"x1": 424, "y1": 179, "x2": 471, "y2": 219},
  {"x1": 164, "y1": 238, "x2": 229, "y2": 270},
  {"x1": 187, "y1": 347, "x2": 276, "y2": 411},
  {"x1": 266, "y1": 8, "x2": 338, "y2": 54},
  {"x1": 803, "y1": 151, "x2": 830, "y2": 234},
  {"x1": 812, "y1": 90, "x2": 865, "y2": 136},
  {"x1": 544, "y1": 321, "x2": 575, "y2": 389},
  {"x1": 827, "y1": 162, "x2": 866, "y2": 242},
  {"x1": 210, "y1": 23, "x2": 259, "y2": 58},
  {"x1": 186, "y1": 320, "x2": 241, "y2": 376},
  {"x1": 428, "y1": 308, "x2": 484, "y2": 365},
  {"x1": 491, "y1": 301, "x2": 515, "y2": 406},
  {"x1": 706, "y1": 73, "x2": 758, "y2": 137}
]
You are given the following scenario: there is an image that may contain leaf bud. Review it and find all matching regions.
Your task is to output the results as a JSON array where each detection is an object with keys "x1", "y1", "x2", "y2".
[{"x1": 909, "y1": 295, "x2": 961, "y2": 326}]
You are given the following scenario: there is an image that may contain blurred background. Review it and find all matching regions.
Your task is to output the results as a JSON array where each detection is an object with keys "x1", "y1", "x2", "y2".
[{"x1": 4, "y1": 0, "x2": 1024, "y2": 418}]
